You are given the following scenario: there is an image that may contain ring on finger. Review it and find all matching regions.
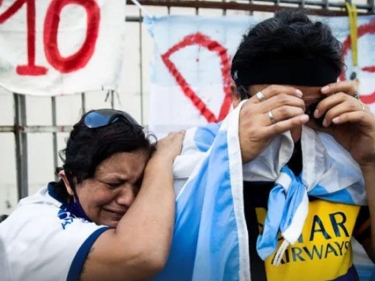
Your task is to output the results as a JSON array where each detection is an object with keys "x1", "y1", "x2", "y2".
[
  {"x1": 353, "y1": 91, "x2": 360, "y2": 100},
  {"x1": 256, "y1": 91, "x2": 266, "y2": 102},
  {"x1": 268, "y1": 110, "x2": 277, "y2": 124},
  {"x1": 360, "y1": 102, "x2": 365, "y2": 111}
]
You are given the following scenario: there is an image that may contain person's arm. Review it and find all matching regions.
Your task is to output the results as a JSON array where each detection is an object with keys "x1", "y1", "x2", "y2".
[
  {"x1": 310, "y1": 81, "x2": 375, "y2": 261},
  {"x1": 320, "y1": 80, "x2": 375, "y2": 260},
  {"x1": 79, "y1": 131, "x2": 184, "y2": 281}
]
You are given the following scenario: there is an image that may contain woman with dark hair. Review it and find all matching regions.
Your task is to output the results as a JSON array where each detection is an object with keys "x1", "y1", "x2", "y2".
[{"x1": 0, "y1": 109, "x2": 184, "y2": 281}]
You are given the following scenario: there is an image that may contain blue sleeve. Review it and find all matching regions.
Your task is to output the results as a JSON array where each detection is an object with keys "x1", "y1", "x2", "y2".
[{"x1": 67, "y1": 227, "x2": 110, "y2": 281}]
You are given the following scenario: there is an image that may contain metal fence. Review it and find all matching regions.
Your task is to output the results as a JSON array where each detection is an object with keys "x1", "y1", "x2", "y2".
[{"x1": 0, "y1": 0, "x2": 374, "y2": 214}]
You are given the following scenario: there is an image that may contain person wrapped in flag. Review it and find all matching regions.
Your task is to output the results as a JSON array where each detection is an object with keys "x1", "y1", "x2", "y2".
[{"x1": 152, "y1": 9, "x2": 375, "y2": 281}]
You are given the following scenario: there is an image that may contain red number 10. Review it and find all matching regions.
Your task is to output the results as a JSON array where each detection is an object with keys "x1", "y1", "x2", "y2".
[{"x1": 0, "y1": 0, "x2": 100, "y2": 76}]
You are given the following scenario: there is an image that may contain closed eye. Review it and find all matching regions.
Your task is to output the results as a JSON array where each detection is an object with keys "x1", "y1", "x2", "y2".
[{"x1": 105, "y1": 182, "x2": 123, "y2": 189}]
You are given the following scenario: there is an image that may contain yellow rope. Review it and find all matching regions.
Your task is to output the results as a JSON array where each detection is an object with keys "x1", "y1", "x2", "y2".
[{"x1": 345, "y1": 2, "x2": 359, "y2": 80}]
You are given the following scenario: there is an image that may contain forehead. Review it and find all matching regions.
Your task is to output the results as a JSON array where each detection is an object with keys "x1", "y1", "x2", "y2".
[
  {"x1": 249, "y1": 84, "x2": 323, "y2": 98},
  {"x1": 95, "y1": 150, "x2": 149, "y2": 176}
]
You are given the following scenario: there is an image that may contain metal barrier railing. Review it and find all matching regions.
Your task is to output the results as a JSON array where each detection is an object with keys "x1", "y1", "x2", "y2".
[{"x1": 127, "y1": 0, "x2": 375, "y2": 15}]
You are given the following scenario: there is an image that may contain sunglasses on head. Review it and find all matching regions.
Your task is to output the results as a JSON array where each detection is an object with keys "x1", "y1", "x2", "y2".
[{"x1": 82, "y1": 109, "x2": 140, "y2": 129}]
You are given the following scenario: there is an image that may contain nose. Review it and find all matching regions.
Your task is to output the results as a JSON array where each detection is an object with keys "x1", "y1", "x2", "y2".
[{"x1": 115, "y1": 185, "x2": 137, "y2": 207}]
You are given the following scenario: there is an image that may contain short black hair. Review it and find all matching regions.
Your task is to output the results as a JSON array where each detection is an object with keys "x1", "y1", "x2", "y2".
[
  {"x1": 231, "y1": 9, "x2": 343, "y2": 89},
  {"x1": 53, "y1": 109, "x2": 155, "y2": 203}
]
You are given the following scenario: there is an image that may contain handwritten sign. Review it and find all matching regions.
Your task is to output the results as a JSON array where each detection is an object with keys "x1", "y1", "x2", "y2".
[
  {"x1": 146, "y1": 15, "x2": 375, "y2": 138},
  {"x1": 0, "y1": 0, "x2": 126, "y2": 95}
]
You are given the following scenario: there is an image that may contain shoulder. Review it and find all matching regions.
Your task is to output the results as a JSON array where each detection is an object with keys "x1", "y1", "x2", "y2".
[
  {"x1": 0, "y1": 191, "x2": 108, "y2": 281},
  {"x1": 181, "y1": 123, "x2": 220, "y2": 154}
]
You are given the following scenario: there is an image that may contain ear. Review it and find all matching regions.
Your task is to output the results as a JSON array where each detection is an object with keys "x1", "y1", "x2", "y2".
[
  {"x1": 230, "y1": 82, "x2": 242, "y2": 108},
  {"x1": 59, "y1": 170, "x2": 75, "y2": 196}
]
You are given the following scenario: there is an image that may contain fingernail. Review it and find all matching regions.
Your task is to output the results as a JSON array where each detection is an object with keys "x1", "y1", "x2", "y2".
[
  {"x1": 314, "y1": 109, "x2": 320, "y2": 118},
  {"x1": 296, "y1": 89, "x2": 303, "y2": 97},
  {"x1": 332, "y1": 117, "x2": 339, "y2": 123},
  {"x1": 321, "y1": 86, "x2": 329, "y2": 93},
  {"x1": 322, "y1": 119, "x2": 328, "y2": 127},
  {"x1": 300, "y1": 114, "x2": 309, "y2": 122}
]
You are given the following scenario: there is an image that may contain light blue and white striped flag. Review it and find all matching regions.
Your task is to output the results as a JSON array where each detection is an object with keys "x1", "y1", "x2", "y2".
[{"x1": 150, "y1": 101, "x2": 367, "y2": 281}]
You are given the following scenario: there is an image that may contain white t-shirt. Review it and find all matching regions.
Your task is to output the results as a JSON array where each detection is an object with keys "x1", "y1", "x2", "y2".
[{"x1": 0, "y1": 185, "x2": 109, "y2": 281}]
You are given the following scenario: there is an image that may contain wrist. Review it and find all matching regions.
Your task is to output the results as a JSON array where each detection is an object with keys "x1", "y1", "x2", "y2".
[
  {"x1": 360, "y1": 162, "x2": 375, "y2": 175},
  {"x1": 147, "y1": 155, "x2": 174, "y2": 169}
]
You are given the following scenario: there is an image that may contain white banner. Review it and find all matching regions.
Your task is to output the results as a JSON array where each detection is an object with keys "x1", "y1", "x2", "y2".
[
  {"x1": 0, "y1": 0, "x2": 126, "y2": 96},
  {"x1": 146, "y1": 15, "x2": 375, "y2": 138}
]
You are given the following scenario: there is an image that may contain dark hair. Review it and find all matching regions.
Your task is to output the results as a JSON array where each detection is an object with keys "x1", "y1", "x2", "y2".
[
  {"x1": 231, "y1": 9, "x2": 343, "y2": 89},
  {"x1": 53, "y1": 109, "x2": 156, "y2": 203}
]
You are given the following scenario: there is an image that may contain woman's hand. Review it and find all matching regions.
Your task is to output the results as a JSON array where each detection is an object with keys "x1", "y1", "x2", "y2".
[
  {"x1": 152, "y1": 131, "x2": 185, "y2": 164},
  {"x1": 239, "y1": 85, "x2": 309, "y2": 163}
]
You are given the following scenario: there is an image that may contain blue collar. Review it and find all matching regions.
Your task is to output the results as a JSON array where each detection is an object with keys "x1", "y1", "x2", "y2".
[{"x1": 48, "y1": 182, "x2": 91, "y2": 222}]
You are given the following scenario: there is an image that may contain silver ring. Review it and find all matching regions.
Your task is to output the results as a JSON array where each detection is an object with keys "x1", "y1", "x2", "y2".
[
  {"x1": 268, "y1": 110, "x2": 277, "y2": 124},
  {"x1": 353, "y1": 91, "x2": 360, "y2": 100},
  {"x1": 361, "y1": 102, "x2": 365, "y2": 111},
  {"x1": 256, "y1": 91, "x2": 266, "y2": 102}
]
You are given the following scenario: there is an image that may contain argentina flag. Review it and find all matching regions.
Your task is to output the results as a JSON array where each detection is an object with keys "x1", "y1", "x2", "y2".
[
  {"x1": 151, "y1": 101, "x2": 250, "y2": 281},
  {"x1": 150, "y1": 101, "x2": 367, "y2": 281}
]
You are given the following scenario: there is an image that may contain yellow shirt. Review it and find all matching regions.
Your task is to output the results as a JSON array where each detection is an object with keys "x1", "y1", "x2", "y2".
[{"x1": 256, "y1": 200, "x2": 360, "y2": 281}]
